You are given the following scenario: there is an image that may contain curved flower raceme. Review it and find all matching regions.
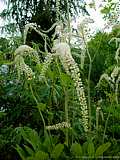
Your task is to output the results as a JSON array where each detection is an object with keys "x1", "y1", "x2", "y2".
[
  {"x1": 46, "y1": 122, "x2": 71, "y2": 130},
  {"x1": 39, "y1": 52, "x2": 53, "y2": 80},
  {"x1": 14, "y1": 55, "x2": 34, "y2": 80},
  {"x1": 14, "y1": 45, "x2": 40, "y2": 80},
  {"x1": 15, "y1": 45, "x2": 40, "y2": 64},
  {"x1": 52, "y1": 42, "x2": 88, "y2": 132}
]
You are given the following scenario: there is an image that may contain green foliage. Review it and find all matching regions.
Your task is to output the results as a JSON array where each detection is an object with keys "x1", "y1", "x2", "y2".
[
  {"x1": 70, "y1": 143, "x2": 83, "y2": 158},
  {"x1": 100, "y1": 0, "x2": 119, "y2": 25},
  {"x1": 0, "y1": 1, "x2": 120, "y2": 159},
  {"x1": 86, "y1": 31, "x2": 116, "y2": 84},
  {"x1": 95, "y1": 142, "x2": 111, "y2": 157},
  {"x1": 87, "y1": 140, "x2": 95, "y2": 158},
  {"x1": 70, "y1": 141, "x2": 111, "y2": 159},
  {"x1": 51, "y1": 144, "x2": 64, "y2": 159},
  {"x1": 14, "y1": 127, "x2": 111, "y2": 159},
  {"x1": 14, "y1": 126, "x2": 65, "y2": 160}
]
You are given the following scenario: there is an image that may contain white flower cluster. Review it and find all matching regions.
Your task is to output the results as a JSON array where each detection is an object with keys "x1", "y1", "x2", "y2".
[
  {"x1": 98, "y1": 66, "x2": 120, "y2": 89},
  {"x1": 52, "y1": 42, "x2": 88, "y2": 132},
  {"x1": 15, "y1": 45, "x2": 34, "y2": 56},
  {"x1": 98, "y1": 73, "x2": 113, "y2": 89},
  {"x1": 39, "y1": 53, "x2": 53, "y2": 80},
  {"x1": 46, "y1": 122, "x2": 71, "y2": 130},
  {"x1": 77, "y1": 18, "x2": 94, "y2": 39},
  {"x1": 56, "y1": 0, "x2": 61, "y2": 21},
  {"x1": 23, "y1": 23, "x2": 48, "y2": 45},
  {"x1": 97, "y1": 66, "x2": 120, "y2": 104},
  {"x1": 15, "y1": 45, "x2": 40, "y2": 64},
  {"x1": 109, "y1": 37, "x2": 120, "y2": 64},
  {"x1": 14, "y1": 55, "x2": 34, "y2": 80},
  {"x1": 23, "y1": 23, "x2": 37, "y2": 44},
  {"x1": 111, "y1": 66, "x2": 120, "y2": 83},
  {"x1": 115, "y1": 47, "x2": 120, "y2": 64}
]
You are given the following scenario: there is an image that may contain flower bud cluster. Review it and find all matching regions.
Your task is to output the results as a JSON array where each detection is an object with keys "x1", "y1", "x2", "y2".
[
  {"x1": 14, "y1": 55, "x2": 34, "y2": 80},
  {"x1": 15, "y1": 45, "x2": 40, "y2": 64},
  {"x1": 39, "y1": 53, "x2": 53, "y2": 80},
  {"x1": 46, "y1": 122, "x2": 71, "y2": 130},
  {"x1": 23, "y1": 23, "x2": 37, "y2": 44},
  {"x1": 52, "y1": 42, "x2": 88, "y2": 132},
  {"x1": 56, "y1": 0, "x2": 61, "y2": 21},
  {"x1": 111, "y1": 66, "x2": 120, "y2": 83}
]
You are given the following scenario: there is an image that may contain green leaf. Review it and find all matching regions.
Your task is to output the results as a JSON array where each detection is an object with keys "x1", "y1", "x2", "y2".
[
  {"x1": 95, "y1": 142, "x2": 111, "y2": 158},
  {"x1": 82, "y1": 141, "x2": 88, "y2": 156},
  {"x1": 60, "y1": 73, "x2": 72, "y2": 86},
  {"x1": 51, "y1": 143, "x2": 64, "y2": 159},
  {"x1": 35, "y1": 151, "x2": 49, "y2": 160},
  {"x1": 37, "y1": 103, "x2": 46, "y2": 111},
  {"x1": 71, "y1": 143, "x2": 83, "y2": 159},
  {"x1": 100, "y1": 7, "x2": 110, "y2": 14},
  {"x1": 24, "y1": 145, "x2": 34, "y2": 156},
  {"x1": 87, "y1": 141, "x2": 95, "y2": 158},
  {"x1": 0, "y1": 112, "x2": 7, "y2": 118},
  {"x1": 43, "y1": 137, "x2": 53, "y2": 153},
  {"x1": 15, "y1": 144, "x2": 27, "y2": 160},
  {"x1": 20, "y1": 127, "x2": 41, "y2": 151}
]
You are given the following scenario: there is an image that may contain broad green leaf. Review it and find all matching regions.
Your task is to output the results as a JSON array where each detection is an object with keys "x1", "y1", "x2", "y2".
[
  {"x1": 87, "y1": 141, "x2": 95, "y2": 158},
  {"x1": 51, "y1": 143, "x2": 64, "y2": 159},
  {"x1": 43, "y1": 137, "x2": 53, "y2": 153},
  {"x1": 15, "y1": 144, "x2": 27, "y2": 160},
  {"x1": 95, "y1": 142, "x2": 111, "y2": 158},
  {"x1": 24, "y1": 145, "x2": 34, "y2": 156},
  {"x1": 20, "y1": 127, "x2": 41, "y2": 151},
  {"x1": 82, "y1": 141, "x2": 88, "y2": 156},
  {"x1": 71, "y1": 143, "x2": 83, "y2": 159},
  {"x1": 35, "y1": 151, "x2": 49, "y2": 160}
]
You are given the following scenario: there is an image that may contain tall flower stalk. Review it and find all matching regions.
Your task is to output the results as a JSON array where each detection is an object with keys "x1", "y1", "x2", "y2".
[
  {"x1": 77, "y1": 19, "x2": 93, "y2": 131},
  {"x1": 52, "y1": 42, "x2": 88, "y2": 132}
]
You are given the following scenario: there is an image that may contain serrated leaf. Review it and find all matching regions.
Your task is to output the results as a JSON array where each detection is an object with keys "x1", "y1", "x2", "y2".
[
  {"x1": 51, "y1": 143, "x2": 64, "y2": 159},
  {"x1": 71, "y1": 143, "x2": 83, "y2": 159},
  {"x1": 95, "y1": 142, "x2": 111, "y2": 157}
]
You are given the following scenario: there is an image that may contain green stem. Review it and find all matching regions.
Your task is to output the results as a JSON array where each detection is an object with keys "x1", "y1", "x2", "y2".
[
  {"x1": 29, "y1": 83, "x2": 46, "y2": 134},
  {"x1": 82, "y1": 31, "x2": 92, "y2": 132},
  {"x1": 64, "y1": 89, "x2": 69, "y2": 146},
  {"x1": 96, "y1": 108, "x2": 99, "y2": 131},
  {"x1": 56, "y1": 58, "x2": 69, "y2": 146},
  {"x1": 115, "y1": 77, "x2": 119, "y2": 104},
  {"x1": 102, "y1": 111, "x2": 110, "y2": 143},
  {"x1": 88, "y1": 60, "x2": 92, "y2": 131}
]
